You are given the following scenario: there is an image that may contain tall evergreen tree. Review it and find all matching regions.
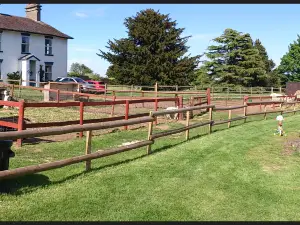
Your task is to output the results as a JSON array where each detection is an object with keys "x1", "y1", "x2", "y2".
[
  {"x1": 254, "y1": 39, "x2": 281, "y2": 86},
  {"x1": 202, "y1": 28, "x2": 266, "y2": 87},
  {"x1": 97, "y1": 9, "x2": 201, "y2": 85},
  {"x1": 278, "y1": 35, "x2": 300, "y2": 82}
]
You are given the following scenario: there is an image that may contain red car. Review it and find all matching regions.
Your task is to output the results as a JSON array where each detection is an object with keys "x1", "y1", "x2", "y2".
[{"x1": 86, "y1": 80, "x2": 106, "y2": 94}]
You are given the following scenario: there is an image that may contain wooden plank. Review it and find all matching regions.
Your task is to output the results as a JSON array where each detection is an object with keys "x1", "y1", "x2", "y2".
[
  {"x1": 0, "y1": 116, "x2": 155, "y2": 141},
  {"x1": 215, "y1": 105, "x2": 247, "y2": 111},
  {"x1": 25, "y1": 113, "x2": 150, "y2": 129},
  {"x1": 85, "y1": 131, "x2": 92, "y2": 171},
  {"x1": 0, "y1": 140, "x2": 153, "y2": 181},
  {"x1": 0, "y1": 121, "x2": 18, "y2": 129},
  {"x1": 152, "y1": 104, "x2": 215, "y2": 116},
  {"x1": 194, "y1": 101, "x2": 208, "y2": 106},
  {"x1": 25, "y1": 102, "x2": 80, "y2": 108},
  {"x1": 0, "y1": 100, "x2": 21, "y2": 107},
  {"x1": 151, "y1": 121, "x2": 213, "y2": 140},
  {"x1": 246, "y1": 110, "x2": 283, "y2": 116}
]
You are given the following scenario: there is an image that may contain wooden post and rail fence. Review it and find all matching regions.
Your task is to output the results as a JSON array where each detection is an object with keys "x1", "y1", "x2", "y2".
[{"x1": 0, "y1": 98, "x2": 299, "y2": 181}]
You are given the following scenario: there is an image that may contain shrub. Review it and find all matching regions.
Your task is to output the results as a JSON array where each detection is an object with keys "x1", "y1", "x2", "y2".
[{"x1": 7, "y1": 71, "x2": 21, "y2": 85}]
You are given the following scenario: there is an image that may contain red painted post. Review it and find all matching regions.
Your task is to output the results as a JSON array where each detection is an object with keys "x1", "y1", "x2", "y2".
[
  {"x1": 179, "y1": 96, "x2": 183, "y2": 120},
  {"x1": 56, "y1": 90, "x2": 60, "y2": 103},
  {"x1": 17, "y1": 100, "x2": 25, "y2": 147},
  {"x1": 154, "y1": 98, "x2": 158, "y2": 125},
  {"x1": 79, "y1": 101, "x2": 84, "y2": 138},
  {"x1": 111, "y1": 96, "x2": 116, "y2": 117},
  {"x1": 124, "y1": 100, "x2": 129, "y2": 130}
]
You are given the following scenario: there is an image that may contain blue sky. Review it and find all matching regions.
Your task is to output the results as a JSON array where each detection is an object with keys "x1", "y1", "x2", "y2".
[{"x1": 1, "y1": 4, "x2": 300, "y2": 76}]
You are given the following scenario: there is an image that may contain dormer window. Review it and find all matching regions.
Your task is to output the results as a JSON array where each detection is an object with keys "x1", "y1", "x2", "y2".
[
  {"x1": 45, "y1": 36, "x2": 53, "y2": 55},
  {"x1": 21, "y1": 33, "x2": 30, "y2": 54}
]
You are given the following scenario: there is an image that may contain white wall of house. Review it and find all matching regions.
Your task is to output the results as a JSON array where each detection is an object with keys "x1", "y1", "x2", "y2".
[{"x1": 0, "y1": 30, "x2": 68, "y2": 83}]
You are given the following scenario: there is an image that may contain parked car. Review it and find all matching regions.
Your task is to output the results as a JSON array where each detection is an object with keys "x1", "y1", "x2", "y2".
[
  {"x1": 54, "y1": 77, "x2": 94, "y2": 93},
  {"x1": 86, "y1": 80, "x2": 106, "y2": 94}
]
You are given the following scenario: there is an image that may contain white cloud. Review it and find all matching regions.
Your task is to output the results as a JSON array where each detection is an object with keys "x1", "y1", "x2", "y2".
[
  {"x1": 73, "y1": 7, "x2": 106, "y2": 18},
  {"x1": 75, "y1": 12, "x2": 88, "y2": 18}
]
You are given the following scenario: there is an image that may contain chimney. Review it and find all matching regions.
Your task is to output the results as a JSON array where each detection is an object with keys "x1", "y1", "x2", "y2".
[{"x1": 25, "y1": 4, "x2": 41, "y2": 21}]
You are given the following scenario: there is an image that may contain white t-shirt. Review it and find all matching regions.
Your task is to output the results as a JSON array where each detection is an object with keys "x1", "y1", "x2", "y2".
[{"x1": 276, "y1": 115, "x2": 284, "y2": 121}]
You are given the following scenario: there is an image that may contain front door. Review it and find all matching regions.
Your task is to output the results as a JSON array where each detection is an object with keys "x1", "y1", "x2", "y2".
[{"x1": 29, "y1": 60, "x2": 36, "y2": 87}]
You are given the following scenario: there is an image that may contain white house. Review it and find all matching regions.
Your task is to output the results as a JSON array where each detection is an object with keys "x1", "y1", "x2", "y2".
[{"x1": 0, "y1": 4, "x2": 73, "y2": 86}]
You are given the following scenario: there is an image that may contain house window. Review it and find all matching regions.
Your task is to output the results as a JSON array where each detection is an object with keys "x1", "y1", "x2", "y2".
[
  {"x1": 45, "y1": 37, "x2": 53, "y2": 55},
  {"x1": 45, "y1": 63, "x2": 53, "y2": 81},
  {"x1": 21, "y1": 35, "x2": 30, "y2": 54}
]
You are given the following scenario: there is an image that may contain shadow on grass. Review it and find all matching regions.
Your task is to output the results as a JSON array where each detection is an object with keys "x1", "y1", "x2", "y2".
[{"x1": 0, "y1": 174, "x2": 50, "y2": 194}]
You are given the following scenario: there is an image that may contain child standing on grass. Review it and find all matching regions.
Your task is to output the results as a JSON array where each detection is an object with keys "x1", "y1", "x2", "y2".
[{"x1": 275, "y1": 115, "x2": 284, "y2": 136}]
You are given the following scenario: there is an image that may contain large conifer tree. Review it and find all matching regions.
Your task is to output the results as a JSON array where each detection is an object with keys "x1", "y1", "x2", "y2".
[
  {"x1": 202, "y1": 28, "x2": 266, "y2": 87},
  {"x1": 97, "y1": 9, "x2": 201, "y2": 85}
]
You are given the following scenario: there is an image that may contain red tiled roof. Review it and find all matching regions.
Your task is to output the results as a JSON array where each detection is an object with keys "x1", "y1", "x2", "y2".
[{"x1": 0, "y1": 13, "x2": 73, "y2": 39}]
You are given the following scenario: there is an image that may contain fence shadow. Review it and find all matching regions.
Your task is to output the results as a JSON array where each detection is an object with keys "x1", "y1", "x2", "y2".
[{"x1": 0, "y1": 173, "x2": 50, "y2": 195}]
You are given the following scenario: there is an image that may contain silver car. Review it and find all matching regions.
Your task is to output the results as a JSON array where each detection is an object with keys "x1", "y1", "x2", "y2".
[{"x1": 55, "y1": 77, "x2": 94, "y2": 92}]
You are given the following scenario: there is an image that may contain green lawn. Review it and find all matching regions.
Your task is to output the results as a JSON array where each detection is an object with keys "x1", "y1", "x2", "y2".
[{"x1": 1, "y1": 113, "x2": 300, "y2": 221}]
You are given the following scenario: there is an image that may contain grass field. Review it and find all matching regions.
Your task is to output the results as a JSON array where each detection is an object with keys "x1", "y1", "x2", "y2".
[{"x1": 1, "y1": 112, "x2": 300, "y2": 221}]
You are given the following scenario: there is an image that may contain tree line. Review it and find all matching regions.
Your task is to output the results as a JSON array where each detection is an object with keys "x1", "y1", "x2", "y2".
[{"x1": 80, "y1": 8, "x2": 300, "y2": 87}]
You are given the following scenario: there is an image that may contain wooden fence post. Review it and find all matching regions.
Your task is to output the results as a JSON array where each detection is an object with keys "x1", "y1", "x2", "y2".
[
  {"x1": 228, "y1": 109, "x2": 232, "y2": 128},
  {"x1": 176, "y1": 85, "x2": 178, "y2": 92},
  {"x1": 79, "y1": 101, "x2": 84, "y2": 138},
  {"x1": 111, "y1": 96, "x2": 116, "y2": 117},
  {"x1": 17, "y1": 100, "x2": 25, "y2": 147},
  {"x1": 244, "y1": 104, "x2": 247, "y2": 123},
  {"x1": 175, "y1": 94, "x2": 178, "y2": 107},
  {"x1": 264, "y1": 104, "x2": 267, "y2": 120},
  {"x1": 56, "y1": 90, "x2": 60, "y2": 103},
  {"x1": 18, "y1": 79, "x2": 22, "y2": 98},
  {"x1": 124, "y1": 100, "x2": 129, "y2": 130},
  {"x1": 85, "y1": 131, "x2": 92, "y2": 171},
  {"x1": 206, "y1": 88, "x2": 211, "y2": 112},
  {"x1": 190, "y1": 96, "x2": 194, "y2": 107},
  {"x1": 131, "y1": 85, "x2": 134, "y2": 98},
  {"x1": 147, "y1": 112, "x2": 154, "y2": 155},
  {"x1": 208, "y1": 107, "x2": 213, "y2": 134},
  {"x1": 104, "y1": 83, "x2": 107, "y2": 102},
  {"x1": 185, "y1": 110, "x2": 190, "y2": 141},
  {"x1": 179, "y1": 96, "x2": 183, "y2": 120},
  {"x1": 155, "y1": 82, "x2": 158, "y2": 97},
  {"x1": 154, "y1": 98, "x2": 158, "y2": 125},
  {"x1": 294, "y1": 103, "x2": 296, "y2": 115},
  {"x1": 11, "y1": 84, "x2": 15, "y2": 98}
]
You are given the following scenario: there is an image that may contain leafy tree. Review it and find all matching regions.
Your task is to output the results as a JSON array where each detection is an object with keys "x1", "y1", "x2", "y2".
[
  {"x1": 202, "y1": 28, "x2": 266, "y2": 87},
  {"x1": 277, "y1": 35, "x2": 300, "y2": 82},
  {"x1": 69, "y1": 63, "x2": 93, "y2": 77},
  {"x1": 97, "y1": 9, "x2": 201, "y2": 86}
]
